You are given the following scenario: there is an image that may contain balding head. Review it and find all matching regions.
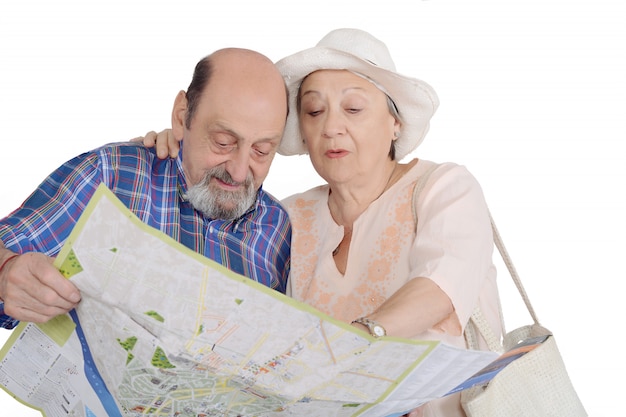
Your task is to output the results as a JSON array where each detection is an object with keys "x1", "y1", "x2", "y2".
[{"x1": 184, "y1": 48, "x2": 287, "y2": 130}]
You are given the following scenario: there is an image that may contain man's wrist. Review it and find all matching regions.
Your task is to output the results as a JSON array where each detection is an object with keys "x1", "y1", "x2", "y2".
[
  {"x1": 0, "y1": 254, "x2": 18, "y2": 274},
  {"x1": 0, "y1": 252, "x2": 19, "y2": 303}
]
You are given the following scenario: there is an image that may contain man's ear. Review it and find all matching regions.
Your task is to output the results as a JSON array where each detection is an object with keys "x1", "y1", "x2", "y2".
[{"x1": 172, "y1": 90, "x2": 188, "y2": 139}]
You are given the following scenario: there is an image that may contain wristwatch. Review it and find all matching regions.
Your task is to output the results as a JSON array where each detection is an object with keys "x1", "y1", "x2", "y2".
[{"x1": 352, "y1": 317, "x2": 387, "y2": 338}]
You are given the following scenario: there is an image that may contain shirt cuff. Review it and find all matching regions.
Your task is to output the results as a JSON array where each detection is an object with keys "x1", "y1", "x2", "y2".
[{"x1": 0, "y1": 302, "x2": 19, "y2": 329}]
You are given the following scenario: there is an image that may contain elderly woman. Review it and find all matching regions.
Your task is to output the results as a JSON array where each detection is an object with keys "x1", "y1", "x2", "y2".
[
  {"x1": 277, "y1": 28, "x2": 502, "y2": 417},
  {"x1": 141, "y1": 28, "x2": 502, "y2": 417}
]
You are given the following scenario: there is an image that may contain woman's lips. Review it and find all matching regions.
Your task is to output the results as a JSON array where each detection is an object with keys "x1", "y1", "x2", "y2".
[{"x1": 325, "y1": 149, "x2": 349, "y2": 158}]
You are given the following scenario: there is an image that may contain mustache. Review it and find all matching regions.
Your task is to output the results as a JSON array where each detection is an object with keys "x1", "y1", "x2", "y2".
[{"x1": 204, "y1": 166, "x2": 252, "y2": 187}]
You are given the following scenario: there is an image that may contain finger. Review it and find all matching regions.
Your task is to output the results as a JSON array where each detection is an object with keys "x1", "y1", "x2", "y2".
[
  {"x1": 143, "y1": 131, "x2": 158, "y2": 147},
  {"x1": 167, "y1": 130, "x2": 181, "y2": 158},
  {"x1": 156, "y1": 135, "x2": 170, "y2": 159},
  {"x1": 130, "y1": 131, "x2": 156, "y2": 145},
  {"x1": 5, "y1": 300, "x2": 74, "y2": 323},
  {"x1": 407, "y1": 408, "x2": 424, "y2": 417},
  {"x1": 152, "y1": 129, "x2": 177, "y2": 159},
  {"x1": 36, "y1": 255, "x2": 81, "y2": 305}
]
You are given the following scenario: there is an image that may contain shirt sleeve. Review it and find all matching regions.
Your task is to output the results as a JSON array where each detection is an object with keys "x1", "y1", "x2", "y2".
[
  {"x1": 409, "y1": 163, "x2": 494, "y2": 329},
  {"x1": 0, "y1": 152, "x2": 103, "y2": 257},
  {"x1": 0, "y1": 152, "x2": 103, "y2": 329},
  {"x1": 0, "y1": 302, "x2": 19, "y2": 329}
]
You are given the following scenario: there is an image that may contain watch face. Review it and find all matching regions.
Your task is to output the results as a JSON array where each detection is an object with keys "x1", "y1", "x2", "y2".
[{"x1": 372, "y1": 325, "x2": 385, "y2": 337}]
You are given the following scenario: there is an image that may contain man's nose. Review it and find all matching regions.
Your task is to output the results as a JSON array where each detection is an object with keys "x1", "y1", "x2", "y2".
[{"x1": 225, "y1": 148, "x2": 251, "y2": 184}]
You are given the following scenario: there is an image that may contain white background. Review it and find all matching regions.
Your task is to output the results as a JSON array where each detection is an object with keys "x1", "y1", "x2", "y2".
[{"x1": 1, "y1": 1, "x2": 623, "y2": 415}]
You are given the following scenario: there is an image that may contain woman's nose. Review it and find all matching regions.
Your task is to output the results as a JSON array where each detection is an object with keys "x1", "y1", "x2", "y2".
[{"x1": 322, "y1": 109, "x2": 346, "y2": 138}]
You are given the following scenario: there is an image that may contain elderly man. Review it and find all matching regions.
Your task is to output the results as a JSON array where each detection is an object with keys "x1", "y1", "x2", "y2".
[{"x1": 0, "y1": 48, "x2": 291, "y2": 328}]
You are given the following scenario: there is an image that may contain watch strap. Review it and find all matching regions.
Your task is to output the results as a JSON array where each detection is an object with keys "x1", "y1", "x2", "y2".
[{"x1": 352, "y1": 317, "x2": 387, "y2": 337}]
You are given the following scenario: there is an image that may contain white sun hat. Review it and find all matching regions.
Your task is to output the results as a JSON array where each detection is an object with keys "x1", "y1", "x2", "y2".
[{"x1": 275, "y1": 28, "x2": 439, "y2": 159}]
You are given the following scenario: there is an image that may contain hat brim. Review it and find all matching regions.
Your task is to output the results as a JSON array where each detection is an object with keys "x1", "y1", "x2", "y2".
[{"x1": 276, "y1": 47, "x2": 439, "y2": 159}]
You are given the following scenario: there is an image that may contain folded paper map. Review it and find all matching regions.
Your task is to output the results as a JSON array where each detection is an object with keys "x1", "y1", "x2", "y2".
[{"x1": 0, "y1": 184, "x2": 498, "y2": 417}]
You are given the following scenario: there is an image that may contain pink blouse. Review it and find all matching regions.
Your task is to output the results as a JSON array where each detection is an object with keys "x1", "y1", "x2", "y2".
[{"x1": 283, "y1": 159, "x2": 502, "y2": 350}]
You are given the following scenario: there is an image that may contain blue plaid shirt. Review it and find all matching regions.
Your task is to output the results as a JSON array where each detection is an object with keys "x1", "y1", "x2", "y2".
[{"x1": 0, "y1": 142, "x2": 291, "y2": 329}]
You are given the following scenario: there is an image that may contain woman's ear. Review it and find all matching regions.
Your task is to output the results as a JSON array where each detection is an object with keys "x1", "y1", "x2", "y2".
[
  {"x1": 171, "y1": 90, "x2": 188, "y2": 140},
  {"x1": 393, "y1": 118, "x2": 402, "y2": 140}
]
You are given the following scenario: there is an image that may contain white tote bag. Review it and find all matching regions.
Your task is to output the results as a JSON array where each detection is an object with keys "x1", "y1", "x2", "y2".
[
  {"x1": 460, "y1": 215, "x2": 587, "y2": 416},
  {"x1": 412, "y1": 163, "x2": 587, "y2": 417}
]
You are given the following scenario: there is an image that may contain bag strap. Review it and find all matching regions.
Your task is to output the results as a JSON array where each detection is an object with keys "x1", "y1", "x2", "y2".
[
  {"x1": 489, "y1": 212, "x2": 540, "y2": 326},
  {"x1": 465, "y1": 306, "x2": 501, "y2": 352},
  {"x1": 411, "y1": 162, "x2": 540, "y2": 351}
]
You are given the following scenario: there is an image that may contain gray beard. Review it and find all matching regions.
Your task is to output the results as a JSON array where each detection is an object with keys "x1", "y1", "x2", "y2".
[{"x1": 186, "y1": 166, "x2": 256, "y2": 220}]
